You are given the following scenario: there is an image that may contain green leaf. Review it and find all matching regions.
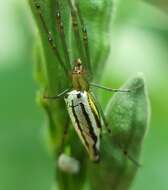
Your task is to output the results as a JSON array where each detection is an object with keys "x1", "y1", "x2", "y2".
[{"x1": 88, "y1": 73, "x2": 150, "y2": 190}]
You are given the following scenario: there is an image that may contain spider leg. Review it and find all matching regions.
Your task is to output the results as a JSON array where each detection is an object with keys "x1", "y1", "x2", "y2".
[
  {"x1": 43, "y1": 88, "x2": 70, "y2": 99},
  {"x1": 91, "y1": 83, "x2": 143, "y2": 92},
  {"x1": 75, "y1": 1, "x2": 92, "y2": 75},
  {"x1": 67, "y1": 0, "x2": 87, "y2": 69},
  {"x1": 58, "y1": 118, "x2": 70, "y2": 155},
  {"x1": 33, "y1": 1, "x2": 68, "y2": 75},
  {"x1": 90, "y1": 83, "x2": 131, "y2": 92},
  {"x1": 55, "y1": 0, "x2": 71, "y2": 70}
]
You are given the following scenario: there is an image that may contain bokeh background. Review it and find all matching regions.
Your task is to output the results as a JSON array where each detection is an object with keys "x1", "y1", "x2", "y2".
[{"x1": 0, "y1": 0, "x2": 168, "y2": 190}]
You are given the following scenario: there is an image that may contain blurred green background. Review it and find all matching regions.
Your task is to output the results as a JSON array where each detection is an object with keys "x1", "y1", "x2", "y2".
[{"x1": 0, "y1": 0, "x2": 168, "y2": 190}]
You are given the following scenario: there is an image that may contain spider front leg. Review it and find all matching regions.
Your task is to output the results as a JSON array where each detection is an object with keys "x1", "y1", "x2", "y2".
[
  {"x1": 33, "y1": 1, "x2": 68, "y2": 74},
  {"x1": 75, "y1": 1, "x2": 92, "y2": 75},
  {"x1": 55, "y1": 0, "x2": 71, "y2": 70},
  {"x1": 67, "y1": 0, "x2": 92, "y2": 74}
]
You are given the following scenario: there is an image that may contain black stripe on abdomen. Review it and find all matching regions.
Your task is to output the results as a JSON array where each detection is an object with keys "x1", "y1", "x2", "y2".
[
  {"x1": 80, "y1": 103, "x2": 99, "y2": 158},
  {"x1": 71, "y1": 100, "x2": 89, "y2": 151}
]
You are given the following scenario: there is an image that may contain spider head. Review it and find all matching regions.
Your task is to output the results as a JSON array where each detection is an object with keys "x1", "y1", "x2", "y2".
[
  {"x1": 71, "y1": 58, "x2": 89, "y2": 91},
  {"x1": 72, "y1": 58, "x2": 84, "y2": 75}
]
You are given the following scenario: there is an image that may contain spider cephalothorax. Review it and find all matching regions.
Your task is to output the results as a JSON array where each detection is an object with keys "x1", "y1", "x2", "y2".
[{"x1": 71, "y1": 59, "x2": 89, "y2": 91}]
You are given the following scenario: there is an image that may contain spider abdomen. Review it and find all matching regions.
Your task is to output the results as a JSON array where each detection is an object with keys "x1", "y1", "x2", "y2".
[{"x1": 65, "y1": 90, "x2": 101, "y2": 162}]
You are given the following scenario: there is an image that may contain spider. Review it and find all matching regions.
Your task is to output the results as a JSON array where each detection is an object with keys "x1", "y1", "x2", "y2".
[{"x1": 33, "y1": 0, "x2": 139, "y2": 165}]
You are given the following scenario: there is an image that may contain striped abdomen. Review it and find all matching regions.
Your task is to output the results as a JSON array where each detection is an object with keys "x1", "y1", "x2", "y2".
[{"x1": 64, "y1": 90, "x2": 101, "y2": 162}]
